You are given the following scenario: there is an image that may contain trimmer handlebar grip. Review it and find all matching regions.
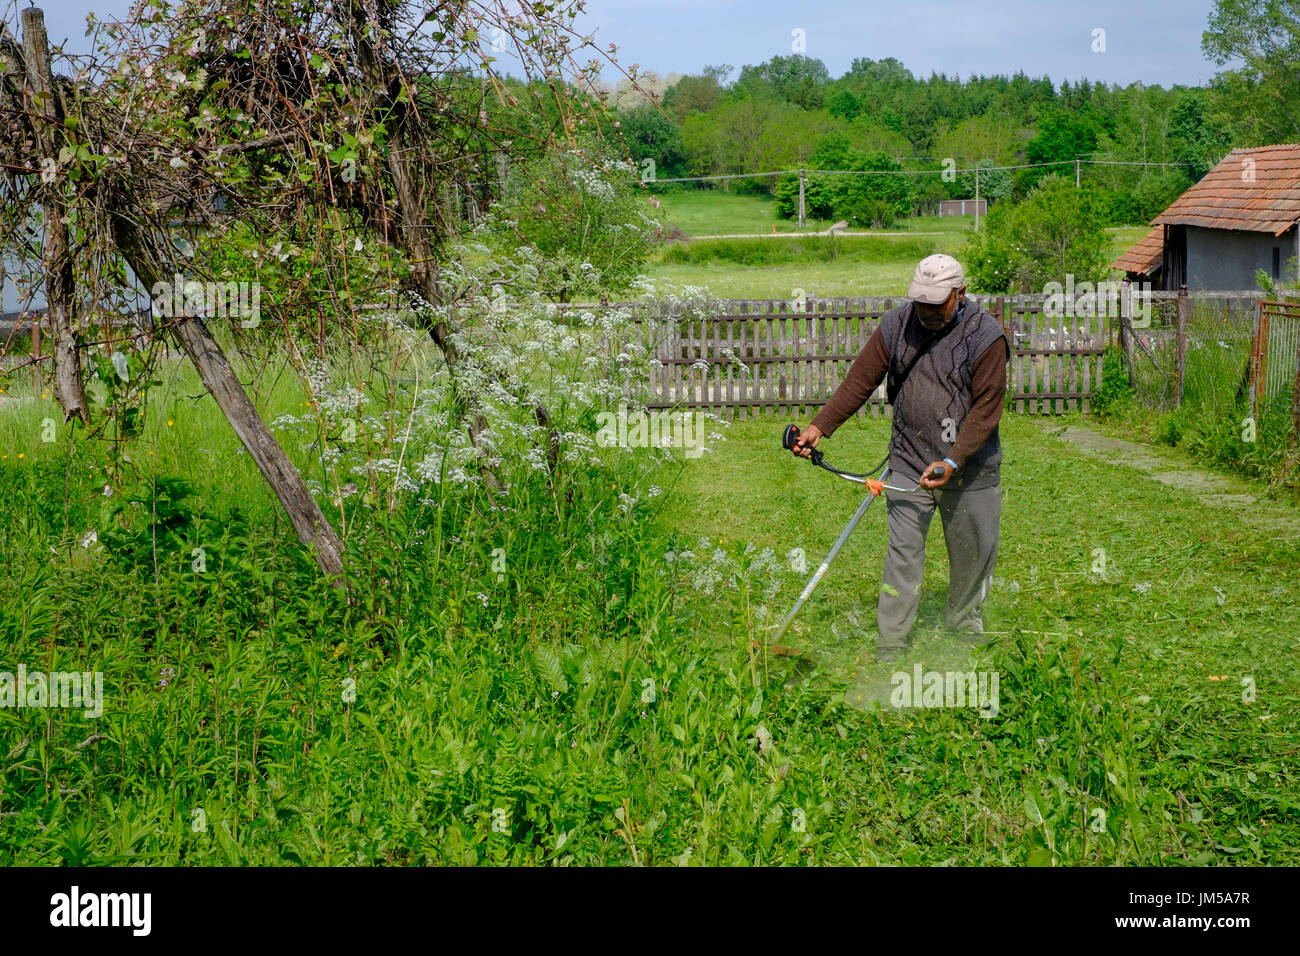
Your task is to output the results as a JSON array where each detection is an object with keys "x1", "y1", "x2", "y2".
[{"x1": 783, "y1": 424, "x2": 825, "y2": 466}]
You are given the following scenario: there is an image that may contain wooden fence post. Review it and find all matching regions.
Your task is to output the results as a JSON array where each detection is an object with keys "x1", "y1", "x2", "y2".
[
  {"x1": 1175, "y1": 285, "x2": 1189, "y2": 406},
  {"x1": 1255, "y1": 301, "x2": 1270, "y2": 423},
  {"x1": 110, "y1": 213, "x2": 345, "y2": 581},
  {"x1": 1119, "y1": 279, "x2": 1137, "y2": 388},
  {"x1": 30, "y1": 313, "x2": 43, "y2": 397},
  {"x1": 1292, "y1": 329, "x2": 1300, "y2": 448},
  {"x1": 21, "y1": 6, "x2": 88, "y2": 424},
  {"x1": 1000, "y1": 296, "x2": 1019, "y2": 414}
]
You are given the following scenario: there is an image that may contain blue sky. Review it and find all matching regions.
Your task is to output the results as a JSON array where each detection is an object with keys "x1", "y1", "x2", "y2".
[
  {"x1": 19, "y1": 0, "x2": 1223, "y2": 87},
  {"x1": 574, "y1": 0, "x2": 1221, "y2": 87}
]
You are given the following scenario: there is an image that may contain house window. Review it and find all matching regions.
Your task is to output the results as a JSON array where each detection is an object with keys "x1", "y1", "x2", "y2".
[{"x1": 1274, "y1": 247, "x2": 1282, "y2": 279}]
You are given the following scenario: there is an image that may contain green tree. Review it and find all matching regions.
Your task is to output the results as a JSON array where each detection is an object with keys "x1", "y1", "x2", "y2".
[
  {"x1": 932, "y1": 115, "x2": 1024, "y2": 170},
  {"x1": 964, "y1": 177, "x2": 1110, "y2": 292},
  {"x1": 736, "y1": 55, "x2": 831, "y2": 109},
  {"x1": 1019, "y1": 111, "x2": 1099, "y2": 193},
  {"x1": 662, "y1": 68, "x2": 728, "y2": 124},
  {"x1": 681, "y1": 97, "x2": 826, "y2": 190},
  {"x1": 826, "y1": 88, "x2": 861, "y2": 121},
  {"x1": 1202, "y1": 0, "x2": 1300, "y2": 144},
  {"x1": 773, "y1": 138, "x2": 917, "y2": 224},
  {"x1": 958, "y1": 158, "x2": 1012, "y2": 202},
  {"x1": 616, "y1": 104, "x2": 687, "y2": 181},
  {"x1": 1169, "y1": 89, "x2": 1232, "y2": 179},
  {"x1": 1131, "y1": 168, "x2": 1192, "y2": 223}
]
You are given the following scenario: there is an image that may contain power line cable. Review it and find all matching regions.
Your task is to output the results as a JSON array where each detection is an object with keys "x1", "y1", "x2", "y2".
[{"x1": 646, "y1": 157, "x2": 1192, "y2": 184}]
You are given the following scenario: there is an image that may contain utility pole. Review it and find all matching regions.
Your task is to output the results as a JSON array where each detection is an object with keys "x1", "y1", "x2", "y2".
[
  {"x1": 1075, "y1": 158, "x2": 1081, "y2": 188},
  {"x1": 974, "y1": 165, "x2": 980, "y2": 233},
  {"x1": 798, "y1": 170, "x2": 806, "y2": 230}
]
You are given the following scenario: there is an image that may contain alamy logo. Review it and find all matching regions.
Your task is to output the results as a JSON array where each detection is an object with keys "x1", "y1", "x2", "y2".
[
  {"x1": 150, "y1": 273, "x2": 261, "y2": 328},
  {"x1": 595, "y1": 404, "x2": 706, "y2": 459},
  {"x1": 890, "y1": 665, "x2": 999, "y2": 718},
  {"x1": 1042, "y1": 276, "x2": 1152, "y2": 328},
  {"x1": 50, "y1": 886, "x2": 151, "y2": 936},
  {"x1": 0, "y1": 665, "x2": 103, "y2": 719}
]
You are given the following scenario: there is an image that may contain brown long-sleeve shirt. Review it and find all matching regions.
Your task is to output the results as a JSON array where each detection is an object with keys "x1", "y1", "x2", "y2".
[{"x1": 810, "y1": 323, "x2": 1008, "y2": 469}]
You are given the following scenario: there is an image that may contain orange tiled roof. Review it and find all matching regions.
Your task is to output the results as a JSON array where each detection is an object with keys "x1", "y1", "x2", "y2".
[
  {"x1": 1111, "y1": 225, "x2": 1164, "y2": 275},
  {"x1": 1153, "y1": 143, "x2": 1300, "y2": 235}
]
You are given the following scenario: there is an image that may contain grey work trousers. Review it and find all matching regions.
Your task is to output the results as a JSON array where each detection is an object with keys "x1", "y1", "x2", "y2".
[{"x1": 876, "y1": 481, "x2": 1001, "y2": 648}]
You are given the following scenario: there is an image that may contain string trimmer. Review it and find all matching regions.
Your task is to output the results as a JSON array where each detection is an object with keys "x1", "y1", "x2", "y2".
[{"x1": 756, "y1": 425, "x2": 946, "y2": 656}]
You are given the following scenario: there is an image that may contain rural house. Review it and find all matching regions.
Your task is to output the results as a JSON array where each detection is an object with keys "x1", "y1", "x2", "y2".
[{"x1": 1112, "y1": 143, "x2": 1300, "y2": 291}]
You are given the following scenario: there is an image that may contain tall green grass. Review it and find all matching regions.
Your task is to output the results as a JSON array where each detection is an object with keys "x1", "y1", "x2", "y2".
[
  {"x1": 1, "y1": 346, "x2": 1297, "y2": 865},
  {"x1": 1094, "y1": 306, "x2": 1300, "y2": 493}
]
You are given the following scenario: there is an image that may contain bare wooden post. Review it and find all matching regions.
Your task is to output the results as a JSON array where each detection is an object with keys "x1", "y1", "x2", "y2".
[
  {"x1": 1118, "y1": 279, "x2": 1137, "y2": 389},
  {"x1": 1247, "y1": 299, "x2": 1263, "y2": 420},
  {"x1": 21, "y1": 7, "x2": 87, "y2": 424},
  {"x1": 797, "y1": 170, "x2": 806, "y2": 229},
  {"x1": 1292, "y1": 329, "x2": 1300, "y2": 448},
  {"x1": 1256, "y1": 305, "x2": 1271, "y2": 423},
  {"x1": 1001, "y1": 296, "x2": 1021, "y2": 414},
  {"x1": 1174, "y1": 285, "x2": 1189, "y2": 406},
  {"x1": 111, "y1": 214, "x2": 344, "y2": 580},
  {"x1": 30, "y1": 312, "x2": 43, "y2": 397}
]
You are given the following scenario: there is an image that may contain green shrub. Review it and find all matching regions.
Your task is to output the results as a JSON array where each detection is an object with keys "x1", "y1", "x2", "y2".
[{"x1": 964, "y1": 176, "x2": 1110, "y2": 293}]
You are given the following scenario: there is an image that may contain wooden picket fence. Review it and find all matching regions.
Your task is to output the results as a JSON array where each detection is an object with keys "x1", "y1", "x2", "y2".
[{"x1": 599, "y1": 296, "x2": 1110, "y2": 418}]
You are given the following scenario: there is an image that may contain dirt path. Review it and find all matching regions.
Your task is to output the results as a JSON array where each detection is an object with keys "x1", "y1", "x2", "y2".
[{"x1": 1041, "y1": 421, "x2": 1300, "y2": 534}]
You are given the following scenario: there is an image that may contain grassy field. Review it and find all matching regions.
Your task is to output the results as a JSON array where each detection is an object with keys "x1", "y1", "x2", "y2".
[
  {"x1": 654, "y1": 190, "x2": 835, "y2": 236},
  {"x1": 646, "y1": 192, "x2": 1148, "y2": 298},
  {"x1": 646, "y1": 256, "x2": 950, "y2": 300},
  {"x1": 3, "y1": 336, "x2": 1297, "y2": 864},
  {"x1": 653, "y1": 191, "x2": 975, "y2": 238}
]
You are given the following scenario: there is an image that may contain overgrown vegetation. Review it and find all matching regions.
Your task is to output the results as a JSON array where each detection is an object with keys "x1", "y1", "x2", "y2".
[
  {"x1": 4, "y1": 372, "x2": 1297, "y2": 864},
  {"x1": 1092, "y1": 306, "x2": 1300, "y2": 494},
  {"x1": 963, "y1": 177, "x2": 1111, "y2": 293}
]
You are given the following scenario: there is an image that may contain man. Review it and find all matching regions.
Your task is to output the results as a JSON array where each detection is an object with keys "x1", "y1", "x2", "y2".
[{"x1": 791, "y1": 254, "x2": 1010, "y2": 662}]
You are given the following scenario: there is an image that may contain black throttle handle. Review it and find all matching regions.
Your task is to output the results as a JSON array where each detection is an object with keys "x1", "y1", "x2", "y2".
[{"x1": 783, "y1": 424, "x2": 825, "y2": 466}]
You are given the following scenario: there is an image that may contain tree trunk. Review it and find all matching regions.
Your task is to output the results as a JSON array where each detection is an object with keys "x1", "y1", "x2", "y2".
[
  {"x1": 21, "y1": 7, "x2": 88, "y2": 426},
  {"x1": 111, "y1": 212, "x2": 345, "y2": 582}
]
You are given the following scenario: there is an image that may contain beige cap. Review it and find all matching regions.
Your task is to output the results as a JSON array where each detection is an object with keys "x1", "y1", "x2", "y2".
[{"x1": 907, "y1": 254, "x2": 965, "y2": 305}]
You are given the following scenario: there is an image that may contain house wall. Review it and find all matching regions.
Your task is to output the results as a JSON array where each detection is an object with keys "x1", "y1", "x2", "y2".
[
  {"x1": 1185, "y1": 224, "x2": 1298, "y2": 290},
  {"x1": 2, "y1": 252, "x2": 34, "y2": 313}
]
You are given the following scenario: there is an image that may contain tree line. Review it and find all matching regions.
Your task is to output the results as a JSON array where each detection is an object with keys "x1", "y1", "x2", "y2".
[{"x1": 608, "y1": 0, "x2": 1299, "y2": 228}]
